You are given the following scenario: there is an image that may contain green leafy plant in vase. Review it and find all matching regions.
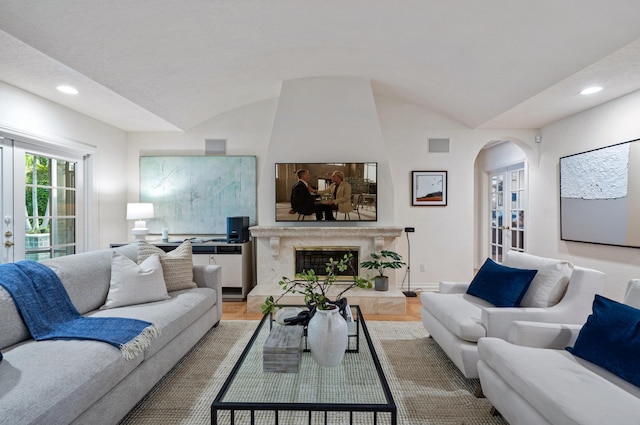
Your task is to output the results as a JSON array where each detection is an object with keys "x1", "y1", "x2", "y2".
[
  {"x1": 261, "y1": 253, "x2": 371, "y2": 367},
  {"x1": 360, "y1": 250, "x2": 405, "y2": 291},
  {"x1": 261, "y1": 253, "x2": 372, "y2": 316}
]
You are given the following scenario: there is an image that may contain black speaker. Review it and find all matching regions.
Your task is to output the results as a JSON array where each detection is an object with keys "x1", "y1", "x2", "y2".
[{"x1": 227, "y1": 216, "x2": 249, "y2": 243}]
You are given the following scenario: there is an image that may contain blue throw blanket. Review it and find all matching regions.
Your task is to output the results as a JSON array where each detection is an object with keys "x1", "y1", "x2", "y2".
[{"x1": 0, "y1": 260, "x2": 158, "y2": 360}]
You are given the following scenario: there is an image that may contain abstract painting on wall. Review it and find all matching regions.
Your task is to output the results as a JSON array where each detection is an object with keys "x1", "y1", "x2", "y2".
[
  {"x1": 412, "y1": 171, "x2": 447, "y2": 206},
  {"x1": 140, "y1": 156, "x2": 256, "y2": 235},
  {"x1": 560, "y1": 139, "x2": 640, "y2": 248}
]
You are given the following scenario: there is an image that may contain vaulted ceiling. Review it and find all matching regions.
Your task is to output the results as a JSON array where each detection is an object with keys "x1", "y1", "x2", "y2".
[{"x1": 2, "y1": 0, "x2": 640, "y2": 132}]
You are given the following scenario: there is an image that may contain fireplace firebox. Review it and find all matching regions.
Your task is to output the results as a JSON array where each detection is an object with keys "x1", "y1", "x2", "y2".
[{"x1": 294, "y1": 246, "x2": 360, "y2": 280}]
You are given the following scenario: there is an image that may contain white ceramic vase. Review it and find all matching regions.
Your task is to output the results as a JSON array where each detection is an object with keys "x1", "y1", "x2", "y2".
[{"x1": 307, "y1": 307, "x2": 348, "y2": 367}]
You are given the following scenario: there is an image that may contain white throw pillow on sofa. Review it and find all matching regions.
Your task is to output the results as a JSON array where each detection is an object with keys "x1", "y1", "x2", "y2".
[
  {"x1": 625, "y1": 279, "x2": 640, "y2": 309},
  {"x1": 102, "y1": 252, "x2": 170, "y2": 309},
  {"x1": 502, "y1": 251, "x2": 573, "y2": 308}
]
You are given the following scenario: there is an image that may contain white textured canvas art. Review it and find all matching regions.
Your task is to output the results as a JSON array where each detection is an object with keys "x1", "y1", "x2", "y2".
[
  {"x1": 140, "y1": 156, "x2": 256, "y2": 234},
  {"x1": 560, "y1": 143, "x2": 629, "y2": 200},
  {"x1": 560, "y1": 140, "x2": 640, "y2": 248}
]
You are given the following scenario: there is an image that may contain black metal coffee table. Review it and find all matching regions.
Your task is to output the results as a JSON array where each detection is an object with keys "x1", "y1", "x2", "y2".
[{"x1": 211, "y1": 305, "x2": 396, "y2": 424}]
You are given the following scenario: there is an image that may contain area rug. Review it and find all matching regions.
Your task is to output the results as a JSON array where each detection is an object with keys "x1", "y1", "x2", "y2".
[{"x1": 119, "y1": 321, "x2": 507, "y2": 425}]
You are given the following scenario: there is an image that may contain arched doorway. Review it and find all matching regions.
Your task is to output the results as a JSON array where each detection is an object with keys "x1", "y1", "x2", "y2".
[{"x1": 474, "y1": 138, "x2": 536, "y2": 268}]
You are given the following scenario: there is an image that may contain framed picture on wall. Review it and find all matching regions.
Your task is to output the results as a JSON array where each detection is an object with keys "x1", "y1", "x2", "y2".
[
  {"x1": 560, "y1": 138, "x2": 640, "y2": 248},
  {"x1": 412, "y1": 171, "x2": 447, "y2": 206},
  {"x1": 140, "y1": 155, "x2": 257, "y2": 234}
]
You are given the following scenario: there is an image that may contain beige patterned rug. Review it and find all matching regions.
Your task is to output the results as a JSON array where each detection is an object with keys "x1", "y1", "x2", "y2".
[{"x1": 119, "y1": 321, "x2": 507, "y2": 425}]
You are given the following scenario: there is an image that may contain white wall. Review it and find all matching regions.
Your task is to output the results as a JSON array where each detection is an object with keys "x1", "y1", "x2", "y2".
[
  {"x1": 0, "y1": 82, "x2": 129, "y2": 249},
  {"x1": 261, "y1": 76, "x2": 394, "y2": 225},
  {"x1": 375, "y1": 95, "x2": 537, "y2": 286},
  {"x1": 127, "y1": 82, "x2": 537, "y2": 288},
  {"x1": 7, "y1": 76, "x2": 638, "y2": 299},
  {"x1": 532, "y1": 90, "x2": 640, "y2": 300},
  {"x1": 126, "y1": 98, "x2": 278, "y2": 238},
  {"x1": 477, "y1": 142, "x2": 527, "y2": 172}
]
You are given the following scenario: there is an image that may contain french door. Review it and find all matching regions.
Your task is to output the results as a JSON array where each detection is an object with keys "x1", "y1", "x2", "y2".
[
  {"x1": 0, "y1": 141, "x2": 14, "y2": 263},
  {"x1": 0, "y1": 135, "x2": 85, "y2": 263},
  {"x1": 489, "y1": 162, "x2": 526, "y2": 262}
]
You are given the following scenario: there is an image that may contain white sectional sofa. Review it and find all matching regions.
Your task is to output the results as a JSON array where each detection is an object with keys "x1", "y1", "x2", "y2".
[
  {"x1": 420, "y1": 251, "x2": 605, "y2": 378},
  {"x1": 0, "y1": 243, "x2": 223, "y2": 425},
  {"x1": 478, "y1": 279, "x2": 640, "y2": 425}
]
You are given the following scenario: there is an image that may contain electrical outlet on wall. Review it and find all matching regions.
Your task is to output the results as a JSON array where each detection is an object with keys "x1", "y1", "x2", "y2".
[{"x1": 420, "y1": 264, "x2": 426, "y2": 272}]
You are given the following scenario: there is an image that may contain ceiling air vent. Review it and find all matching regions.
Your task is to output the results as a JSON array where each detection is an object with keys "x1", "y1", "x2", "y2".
[{"x1": 428, "y1": 138, "x2": 450, "y2": 153}]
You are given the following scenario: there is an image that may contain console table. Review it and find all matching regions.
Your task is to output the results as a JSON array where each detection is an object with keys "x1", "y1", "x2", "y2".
[{"x1": 110, "y1": 241, "x2": 254, "y2": 301}]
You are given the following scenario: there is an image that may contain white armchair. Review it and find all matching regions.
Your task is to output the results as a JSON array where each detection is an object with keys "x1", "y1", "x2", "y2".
[
  {"x1": 477, "y1": 280, "x2": 640, "y2": 425},
  {"x1": 480, "y1": 267, "x2": 605, "y2": 338},
  {"x1": 502, "y1": 276, "x2": 639, "y2": 350},
  {"x1": 420, "y1": 252, "x2": 605, "y2": 379},
  {"x1": 505, "y1": 321, "x2": 583, "y2": 349}
]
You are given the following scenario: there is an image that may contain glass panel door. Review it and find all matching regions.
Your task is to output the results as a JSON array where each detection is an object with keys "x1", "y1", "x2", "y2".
[
  {"x1": 0, "y1": 133, "x2": 84, "y2": 261},
  {"x1": 489, "y1": 163, "x2": 526, "y2": 262},
  {"x1": 0, "y1": 140, "x2": 15, "y2": 263},
  {"x1": 489, "y1": 173, "x2": 504, "y2": 262},
  {"x1": 509, "y1": 168, "x2": 525, "y2": 253},
  {"x1": 24, "y1": 152, "x2": 77, "y2": 260}
]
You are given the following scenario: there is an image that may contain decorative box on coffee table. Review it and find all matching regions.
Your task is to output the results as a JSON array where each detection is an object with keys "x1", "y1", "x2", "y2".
[{"x1": 263, "y1": 325, "x2": 304, "y2": 373}]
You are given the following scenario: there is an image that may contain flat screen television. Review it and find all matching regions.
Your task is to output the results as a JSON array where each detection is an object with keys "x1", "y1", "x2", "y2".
[{"x1": 275, "y1": 162, "x2": 377, "y2": 222}]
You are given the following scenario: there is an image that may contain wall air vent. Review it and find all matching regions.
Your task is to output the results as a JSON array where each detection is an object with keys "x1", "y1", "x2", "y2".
[
  {"x1": 428, "y1": 138, "x2": 450, "y2": 153},
  {"x1": 205, "y1": 139, "x2": 226, "y2": 155}
]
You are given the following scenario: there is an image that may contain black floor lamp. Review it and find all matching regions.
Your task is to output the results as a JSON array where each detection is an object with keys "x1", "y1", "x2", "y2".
[{"x1": 403, "y1": 227, "x2": 416, "y2": 297}]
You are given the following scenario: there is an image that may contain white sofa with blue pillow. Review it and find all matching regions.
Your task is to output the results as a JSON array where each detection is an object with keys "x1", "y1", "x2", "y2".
[
  {"x1": 477, "y1": 279, "x2": 640, "y2": 425},
  {"x1": 420, "y1": 251, "x2": 606, "y2": 378}
]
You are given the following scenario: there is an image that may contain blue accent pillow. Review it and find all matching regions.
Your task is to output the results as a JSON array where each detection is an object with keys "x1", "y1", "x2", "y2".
[
  {"x1": 567, "y1": 295, "x2": 640, "y2": 388},
  {"x1": 466, "y1": 258, "x2": 537, "y2": 307}
]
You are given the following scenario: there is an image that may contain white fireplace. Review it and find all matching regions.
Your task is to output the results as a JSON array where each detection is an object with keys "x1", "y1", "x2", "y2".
[{"x1": 247, "y1": 226, "x2": 406, "y2": 315}]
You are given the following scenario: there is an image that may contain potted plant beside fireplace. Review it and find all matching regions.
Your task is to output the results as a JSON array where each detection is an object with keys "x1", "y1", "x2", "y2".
[{"x1": 360, "y1": 250, "x2": 405, "y2": 291}]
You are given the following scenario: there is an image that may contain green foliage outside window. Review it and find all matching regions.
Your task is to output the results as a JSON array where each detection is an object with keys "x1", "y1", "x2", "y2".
[{"x1": 25, "y1": 154, "x2": 50, "y2": 234}]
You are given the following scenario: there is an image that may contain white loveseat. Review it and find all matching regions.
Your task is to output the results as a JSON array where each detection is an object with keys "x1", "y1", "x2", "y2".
[
  {"x1": 420, "y1": 251, "x2": 605, "y2": 378},
  {"x1": 477, "y1": 279, "x2": 640, "y2": 425}
]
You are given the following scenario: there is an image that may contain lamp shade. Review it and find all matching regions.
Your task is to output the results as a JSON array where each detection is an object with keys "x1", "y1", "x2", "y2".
[{"x1": 126, "y1": 203, "x2": 155, "y2": 220}]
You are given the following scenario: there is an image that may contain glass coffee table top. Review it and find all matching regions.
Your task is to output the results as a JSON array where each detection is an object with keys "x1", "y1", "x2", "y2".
[{"x1": 211, "y1": 305, "x2": 396, "y2": 424}]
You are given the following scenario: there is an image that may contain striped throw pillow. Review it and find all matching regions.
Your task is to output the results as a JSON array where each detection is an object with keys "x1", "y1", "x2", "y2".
[{"x1": 137, "y1": 240, "x2": 196, "y2": 292}]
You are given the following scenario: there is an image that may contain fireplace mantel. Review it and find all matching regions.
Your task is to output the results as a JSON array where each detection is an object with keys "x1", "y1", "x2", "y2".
[
  {"x1": 248, "y1": 226, "x2": 406, "y2": 315},
  {"x1": 249, "y1": 226, "x2": 403, "y2": 256}
]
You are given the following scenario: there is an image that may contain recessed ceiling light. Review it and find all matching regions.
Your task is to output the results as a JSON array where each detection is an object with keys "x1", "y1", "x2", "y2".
[
  {"x1": 580, "y1": 86, "x2": 603, "y2": 95},
  {"x1": 56, "y1": 85, "x2": 79, "y2": 95}
]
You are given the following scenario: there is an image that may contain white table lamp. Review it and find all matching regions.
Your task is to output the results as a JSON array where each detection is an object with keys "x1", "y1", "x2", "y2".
[{"x1": 127, "y1": 203, "x2": 155, "y2": 241}]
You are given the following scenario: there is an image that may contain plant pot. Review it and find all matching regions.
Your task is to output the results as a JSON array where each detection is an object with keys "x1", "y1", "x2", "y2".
[
  {"x1": 375, "y1": 276, "x2": 389, "y2": 291},
  {"x1": 307, "y1": 307, "x2": 348, "y2": 367}
]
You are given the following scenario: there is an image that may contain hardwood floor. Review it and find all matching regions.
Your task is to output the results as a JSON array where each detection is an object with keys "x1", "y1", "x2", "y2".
[{"x1": 222, "y1": 291, "x2": 423, "y2": 322}]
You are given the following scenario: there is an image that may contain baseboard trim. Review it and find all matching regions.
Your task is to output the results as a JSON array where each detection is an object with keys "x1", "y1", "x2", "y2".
[{"x1": 400, "y1": 283, "x2": 439, "y2": 292}]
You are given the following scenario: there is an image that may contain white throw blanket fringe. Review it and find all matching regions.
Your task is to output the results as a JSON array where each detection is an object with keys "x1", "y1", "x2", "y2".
[{"x1": 120, "y1": 325, "x2": 160, "y2": 361}]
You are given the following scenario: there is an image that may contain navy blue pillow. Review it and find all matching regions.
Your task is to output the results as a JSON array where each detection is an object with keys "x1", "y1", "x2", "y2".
[
  {"x1": 466, "y1": 258, "x2": 537, "y2": 307},
  {"x1": 567, "y1": 295, "x2": 640, "y2": 388}
]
